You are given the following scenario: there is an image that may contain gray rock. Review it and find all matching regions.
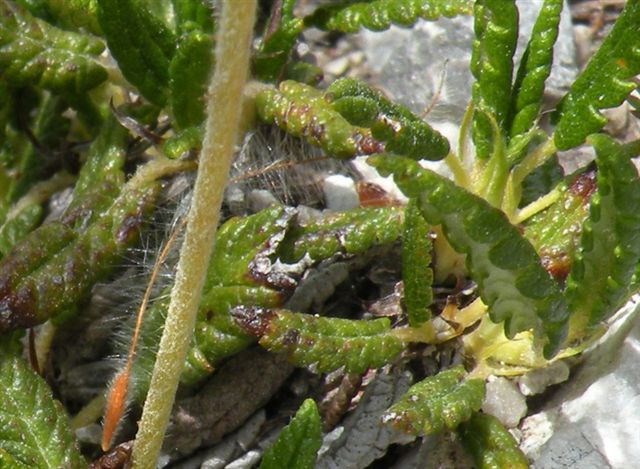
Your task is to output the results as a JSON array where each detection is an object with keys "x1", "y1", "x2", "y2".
[
  {"x1": 360, "y1": 1, "x2": 577, "y2": 128},
  {"x1": 520, "y1": 298, "x2": 640, "y2": 468}
]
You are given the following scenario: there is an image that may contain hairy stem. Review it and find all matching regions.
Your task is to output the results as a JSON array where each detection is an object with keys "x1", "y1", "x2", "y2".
[{"x1": 131, "y1": 1, "x2": 257, "y2": 466}]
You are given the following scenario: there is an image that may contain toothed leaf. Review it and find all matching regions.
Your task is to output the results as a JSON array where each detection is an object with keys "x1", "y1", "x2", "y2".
[
  {"x1": 458, "y1": 412, "x2": 529, "y2": 469},
  {"x1": 553, "y1": 0, "x2": 640, "y2": 150},
  {"x1": 0, "y1": 355, "x2": 85, "y2": 468},
  {"x1": 279, "y1": 206, "x2": 403, "y2": 263},
  {"x1": 382, "y1": 365, "x2": 485, "y2": 435},
  {"x1": 255, "y1": 0, "x2": 304, "y2": 82},
  {"x1": 97, "y1": 0, "x2": 175, "y2": 106},
  {"x1": 369, "y1": 154, "x2": 569, "y2": 358},
  {"x1": 256, "y1": 81, "x2": 384, "y2": 158},
  {"x1": 508, "y1": 0, "x2": 563, "y2": 146},
  {"x1": 327, "y1": 77, "x2": 450, "y2": 160},
  {"x1": 233, "y1": 307, "x2": 404, "y2": 374},
  {"x1": 0, "y1": 1, "x2": 107, "y2": 94},
  {"x1": 260, "y1": 399, "x2": 321, "y2": 469},
  {"x1": 471, "y1": 0, "x2": 518, "y2": 159},
  {"x1": 402, "y1": 199, "x2": 433, "y2": 326},
  {"x1": 305, "y1": 0, "x2": 473, "y2": 33},
  {"x1": 565, "y1": 135, "x2": 640, "y2": 333}
]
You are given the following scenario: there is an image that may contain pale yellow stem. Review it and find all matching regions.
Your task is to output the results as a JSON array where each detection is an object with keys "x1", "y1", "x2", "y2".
[{"x1": 130, "y1": 2, "x2": 257, "y2": 467}]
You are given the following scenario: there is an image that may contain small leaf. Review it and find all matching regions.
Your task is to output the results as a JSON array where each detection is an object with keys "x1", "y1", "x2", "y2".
[
  {"x1": 169, "y1": 29, "x2": 213, "y2": 129},
  {"x1": 553, "y1": 0, "x2": 640, "y2": 150},
  {"x1": 402, "y1": 199, "x2": 433, "y2": 326},
  {"x1": 471, "y1": 0, "x2": 518, "y2": 159},
  {"x1": 97, "y1": 0, "x2": 176, "y2": 106},
  {"x1": 279, "y1": 206, "x2": 404, "y2": 263},
  {"x1": 260, "y1": 399, "x2": 321, "y2": 469},
  {"x1": 233, "y1": 307, "x2": 404, "y2": 374},
  {"x1": 382, "y1": 365, "x2": 485, "y2": 435},
  {"x1": 255, "y1": 0, "x2": 304, "y2": 82},
  {"x1": 0, "y1": 1, "x2": 107, "y2": 94},
  {"x1": 508, "y1": 0, "x2": 563, "y2": 146},
  {"x1": 305, "y1": 0, "x2": 473, "y2": 33},
  {"x1": 369, "y1": 154, "x2": 569, "y2": 358},
  {"x1": 0, "y1": 354, "x2": 85, "y2": 468},
  {"x1": 458, "y1": 412, "x2": 529, "y2": 469},
  {"x1": 565, "y1": 135, "x2": 640, "y2": 336}
]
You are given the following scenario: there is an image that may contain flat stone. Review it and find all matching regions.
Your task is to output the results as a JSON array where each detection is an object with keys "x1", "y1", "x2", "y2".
[{"x1": 520, "y1": 298, "x2": 640, "y2": 468}]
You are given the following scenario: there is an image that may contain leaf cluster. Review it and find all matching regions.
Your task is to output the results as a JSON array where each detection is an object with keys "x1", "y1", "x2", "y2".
[{"x1": 1, "y1": 0, "x2": 640, "y2": 467}]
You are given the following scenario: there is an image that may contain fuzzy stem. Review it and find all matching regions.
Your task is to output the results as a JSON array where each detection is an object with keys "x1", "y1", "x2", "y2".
[{"x1": 130, "y1": 2, "x2": 257, "y2": 467}]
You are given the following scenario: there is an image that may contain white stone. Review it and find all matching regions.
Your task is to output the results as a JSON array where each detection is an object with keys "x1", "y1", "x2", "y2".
[
  {"x1": 518, "y1": 360, "x2": 571, "y2": 396},
  {"x1": 482, "y1": 376, "x2": 528, "y2": 429},
  {"x1": 322, "y1": 174, "x2": 359, "y2": 211}
]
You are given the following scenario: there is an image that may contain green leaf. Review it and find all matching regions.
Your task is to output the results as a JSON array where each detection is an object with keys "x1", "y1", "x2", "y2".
[
  {"x1": 0, "y1": 181, "x2": 158, "y2": 332},
  {"x1": 0, "y1": 355, "x2": 85, "y2": 468},
  {"x1": 458, "y1": 412, "x2": 529, "y2": 469},
  {"x1": 382, "y1": 365, "x2": 485, "y2": 435},
  {"x1": 471, "y1": 0, "x2": 518, "y2": 159},
  {"x1": 327, "y1": 77, "x2": 450, "y2": 160},
  {"x1": 23, "y1": 0, "x2": 102, "y2": 35},
  {"x1": 259, "y1": 399, "x2": 321, "y2": 469},
  {"x1": 129, "y1": 207, "x2": 294, "y2": 394},
  {"x1": 254, "y1": 0, "x2": 304, "y2": 82},
  {"x1": 369, "y1": 154, "x2": 569, "y2": 358},
  {"x1": 162, "y1": 124, "x2": 203, "y2": 158},
  {"x1": 172, "y1": 0, "x2": 214, "y2": 34},
  {"x1": 552, "y1": 0, "x2": 640, "y2": 150},
  {"x1": 169, "y1": 29, "x2": 213, "y2": 129},
  {"x1": 233, "y1": 308, "x2": 405, "y2": 374},
  {"x1": 565, "y1": 135, "x2": 640, "y2": 337},
  {"x1": 0, "y1": 1, "x2": 107, "y2": 94},
  {"x1": 0, "y1": 204, "x2": 42, "y2": 258},
  {"x1": 523, "y1": 169, "x2": 595, "y2": 281},
  {"x1": 4, "y1": 94, "x2": 70, "y2": 204},
  {"x1": 304, "y1": 0, "x2": 473, "y2": 33},
  {"x1": 508, "y1": 0, "x2": 563, "y2": 146},
  {"x1": 519, "y1": 152, "x2": 563, "y2": 206},
  {"x1": 256, "y1": 81, "x2": 384, "y2": 158},
  {"x1": 256, "y1": 79, "x2": 449, "y2": 161},
  {"x1": 97, "y1": 0, "x2": 176, "y2": 106},
  {"x1": 278, "y1": 206, "x2": 404, "y2": 263},
  {"x1": 402, "y1": 199, "x2": 433, "y2": 326}
]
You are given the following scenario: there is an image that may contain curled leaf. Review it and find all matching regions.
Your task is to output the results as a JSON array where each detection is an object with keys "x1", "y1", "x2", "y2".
[
  {"x1": 382, "y1": 365, "x2": 485, "y2": 435},
  {"x1": 471, "y1": 0, "x2": 518, "y2": 159},
  {"x1": 565, "y1": 135, "x2": 640, "y2": 337},
  {"x1": 369, "y1": 154, "x2": 569, "y2": 358},
  {"x1": 552, "y1": 0, "x2": 640, "y2": 150},
  {"x1": 402, "y1": 199, "x2": 433, "y2": 326},
  {"x1": 233, "y1": 307, "x2": 404, "y2": 374},
  {"x1": 305, "y1": 0, "x2": 473, "y2": 33}
]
